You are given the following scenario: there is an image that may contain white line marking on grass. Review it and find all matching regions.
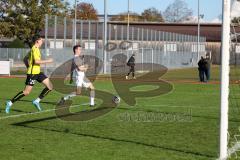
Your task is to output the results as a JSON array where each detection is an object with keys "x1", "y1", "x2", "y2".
[{"x1": 0, "y1": 103, "x2": 90, "y2": 120}]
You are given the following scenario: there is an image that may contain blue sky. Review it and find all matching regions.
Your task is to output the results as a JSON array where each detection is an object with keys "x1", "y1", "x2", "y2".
[{"x1": 70, "y1": 0, "x2": 222, "y2": 22}]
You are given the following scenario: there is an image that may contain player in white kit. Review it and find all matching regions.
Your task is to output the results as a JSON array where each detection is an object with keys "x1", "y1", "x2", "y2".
[{"x1": 58, "y1": 45, "x2": 95, "y2": 107}]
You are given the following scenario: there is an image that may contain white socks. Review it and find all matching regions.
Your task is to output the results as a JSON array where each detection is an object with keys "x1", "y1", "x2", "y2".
[
  {"x1": 90, "y1": 90, "x2": 95, "y2": 105},
  {"x1": 90, "y1": 97, "x2": 94, "y2": 106},
  {"x1": 34, "y1": 98, "x2": 41, "y2": 103},
  {"x1": 8, "y1": 101, "x2": 13, "y2": 106}
]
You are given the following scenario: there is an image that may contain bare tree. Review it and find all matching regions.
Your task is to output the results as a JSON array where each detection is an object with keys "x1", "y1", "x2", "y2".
[
  {"x1": 111, "y1": 8, "x2": 164, "y2": 23},
  {"x1": 232, "y1": 17, "x2": 240, "y2": 23},
  {"x1": 231, "y1": 0, "x2": 240, "y2": 24},
  {"x1": 163, "y1": 0, "x2": 193, "y2": 22},
  {"x1": 110, "y1": 12, "x2": 141, "y2": 22},
  {"x1": 141, "y1": 7, "x2": 164, "y2": 22}
]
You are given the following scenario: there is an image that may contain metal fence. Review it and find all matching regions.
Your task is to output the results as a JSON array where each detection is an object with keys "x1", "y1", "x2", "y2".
[
  {"x1": 43, "y1": 15, "x2": 206, "y2": 48},
  {"x1": 0, "y1": 46, "x2": 202, "y2": 75},
  {"x1": 0, "y1": 15, "x2": 207, "y2": 75}
]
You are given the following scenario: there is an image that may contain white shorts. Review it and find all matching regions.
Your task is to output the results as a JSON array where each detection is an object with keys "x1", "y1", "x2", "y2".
[{"x1": 75, "y1": 76, "x2": 91, "y2": 88}]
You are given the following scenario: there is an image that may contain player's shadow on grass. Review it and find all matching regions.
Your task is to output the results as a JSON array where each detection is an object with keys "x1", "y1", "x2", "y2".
[
  {"x1": 12, "y1": 121, "x2": 216, "y2": 159},
  {"x1": 12, "y1": 105, "x2": 116, "y2": 125}
]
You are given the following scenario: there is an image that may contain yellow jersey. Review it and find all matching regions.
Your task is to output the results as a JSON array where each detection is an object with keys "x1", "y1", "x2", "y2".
[{"x1": 27, "y1": 45, "x2": 41, "y2": 74}]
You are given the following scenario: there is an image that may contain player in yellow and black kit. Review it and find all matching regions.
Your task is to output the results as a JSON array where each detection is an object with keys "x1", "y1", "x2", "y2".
[{"x1": 5, "y1": 35, "x2": 53, "y2": 113}]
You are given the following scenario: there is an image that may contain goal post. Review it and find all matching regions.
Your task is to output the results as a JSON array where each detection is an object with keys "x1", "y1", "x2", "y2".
[{"x1": 219, "y1": 0, "x2": 231, "y2": 159}]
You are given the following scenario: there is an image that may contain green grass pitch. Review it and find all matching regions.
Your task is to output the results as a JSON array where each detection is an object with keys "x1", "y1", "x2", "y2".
[{"x1": 0, "y1": 66, "x2": 240, "y2": 160}]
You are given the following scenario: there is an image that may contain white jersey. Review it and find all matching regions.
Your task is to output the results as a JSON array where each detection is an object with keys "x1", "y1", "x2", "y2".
[
  {"x1": 73, "y1": 55, "x2": 85, "y2": 78},
  {"x1": 72, "y1": 55, "x2": 90, "y2": 88}
]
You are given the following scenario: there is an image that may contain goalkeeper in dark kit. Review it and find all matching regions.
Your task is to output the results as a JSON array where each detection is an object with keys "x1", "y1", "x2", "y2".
[{"x1": 126, "y1": 53, "x2": 136, "y2": 80}]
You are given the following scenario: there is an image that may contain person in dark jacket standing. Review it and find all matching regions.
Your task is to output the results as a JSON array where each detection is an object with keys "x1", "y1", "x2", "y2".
[
  {"x1": 203, "y1": 55, "x2": 211, "y2": 81},
  {"x1": 126, "y1": 54, "x2": 136, "y2": 80},
  {"x1": 198, "y1": 56, "x2": 205, "y2": 82}
]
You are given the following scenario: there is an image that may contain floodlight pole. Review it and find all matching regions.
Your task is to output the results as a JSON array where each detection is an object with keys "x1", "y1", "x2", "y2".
[
  {"x1": 127, "y1": 0, "x2": 130, "y2": 40},
  {"x1": 74, "y1": 0, "x2": 77, "y2": 45},
  {"x1": 103, "y1": 0, "x2": 108, "y2": 74},
  {"x1": 219, "y1": 0, "x2": 231, "y2": 159},
  {"x1": 197, "y1": 0, "x2": 200, "y2": 61}
]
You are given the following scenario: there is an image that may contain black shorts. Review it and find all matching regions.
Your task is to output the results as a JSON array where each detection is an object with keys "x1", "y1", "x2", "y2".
[
  {"x1": 129, "y1": 66, "x2": 135, "y2": 72},
  {"x1": 25, "y1": 72, "x2": 48, "y2": 86}
]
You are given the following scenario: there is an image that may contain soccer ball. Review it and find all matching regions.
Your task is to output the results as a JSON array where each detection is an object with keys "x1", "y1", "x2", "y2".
[{"x1": 112, "y1": 96, "x2": 121, "y2": 104}]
